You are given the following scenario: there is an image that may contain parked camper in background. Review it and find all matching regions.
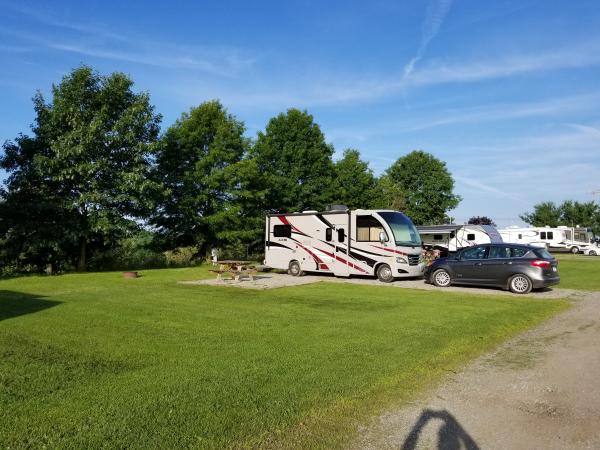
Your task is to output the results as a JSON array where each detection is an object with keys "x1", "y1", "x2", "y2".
[
  {"x1": 264, "y1": 206, "x2": 424, "y2": 282},
  {"x1": 498, "y1": 226, "x2": 595, "y2": 253},
  {"x1": 417, "y1": 224, "x2": 503, "y2": 255},
  {"x1": 584, "y1": 244, "x2": 600, "y2": 256},
  {"x1": 498, "y1": 226, "x2": 557, "y2": 249}
]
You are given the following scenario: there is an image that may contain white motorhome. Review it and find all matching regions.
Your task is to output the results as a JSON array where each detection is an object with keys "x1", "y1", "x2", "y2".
[
  {"x1": 417, "y1": 224, "x2": 503, "y2": 254},
  {"x1": 498, "y1": 226, "x2": 594, "y2": 253},
  {"x1": 264, "y1": 207, "x2": 424, "y2": 282}
]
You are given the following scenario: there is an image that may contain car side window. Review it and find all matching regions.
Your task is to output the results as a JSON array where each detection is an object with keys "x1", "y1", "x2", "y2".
[
  {"x1": 488, "y1": 246, "x2": 511, "y2": 259},
  {"x1": 461, "y1": 246, "x2": 487, "y2": 260},
  {"x1": 511, "y1": 247, "x2": 528, "y2": 258}
]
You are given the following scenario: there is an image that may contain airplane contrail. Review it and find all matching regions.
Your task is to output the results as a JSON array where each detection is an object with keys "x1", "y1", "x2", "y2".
[{"x1": 402, "y1": 0, "x2": 453, "y2": 81}]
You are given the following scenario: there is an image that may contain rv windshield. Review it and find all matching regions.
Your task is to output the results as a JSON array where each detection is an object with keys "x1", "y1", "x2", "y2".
[{"x1": 378, "y1": 212, "x2": 422, "y2": 247}]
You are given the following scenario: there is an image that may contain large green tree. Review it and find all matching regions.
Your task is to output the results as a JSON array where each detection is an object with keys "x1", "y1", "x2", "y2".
[
  {"x1": 0, "y1": 66, "x2": 161, "y2": 271},
  {"x1": 251, "y1": 109, "x2": 334, "y2": 213},
  {"x1": 383, "y1": 150, "x2": 461, "y2": 224},
  {"x1": 331, "y1": 149, "x2": 378, "y2": 209},
  {"x1": 152, "y1": 101, "x2": 254, "y2": 252}
]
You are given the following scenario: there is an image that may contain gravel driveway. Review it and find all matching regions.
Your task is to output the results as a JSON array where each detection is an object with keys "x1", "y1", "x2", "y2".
[{"x1": 182, "y1": 272, "x2": 573, "y2": 299}]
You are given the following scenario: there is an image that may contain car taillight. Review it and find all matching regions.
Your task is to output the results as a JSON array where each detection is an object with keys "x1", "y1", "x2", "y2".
[{"x1": 531, "y1": 260, "x2": 551, "y2": 269}]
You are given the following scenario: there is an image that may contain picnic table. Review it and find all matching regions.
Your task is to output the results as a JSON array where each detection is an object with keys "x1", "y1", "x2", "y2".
[{"x1": 209, "y1": 260, "x2": 257, "y2": 281}]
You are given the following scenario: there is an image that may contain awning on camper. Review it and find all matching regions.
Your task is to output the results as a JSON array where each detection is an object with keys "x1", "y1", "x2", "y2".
[{"x1": 416, "y1": 225, "x2": 462, "y2": 234}]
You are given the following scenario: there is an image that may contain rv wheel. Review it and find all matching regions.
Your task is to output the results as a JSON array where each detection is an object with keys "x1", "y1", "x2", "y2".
[
  {"x1": 570, "y1": 247, "x2": 579, "y2": 254},
  {"x1": 589, "y1": 250, "x2": 597, "y2": 256},
  {"x1": 288, "y1": 260, "x2": 304, "y2": 277},
  {"x1": 376, "y1": 264, "x2": 394, "y2": 283}
]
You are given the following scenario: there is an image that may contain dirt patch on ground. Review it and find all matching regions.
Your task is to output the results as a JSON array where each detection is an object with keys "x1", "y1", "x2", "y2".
[
  {"x1": 181, "y1": 272, "x2": 575, "y2": 299},
  {"x1": 350, "y1": 290, "x2": 600, "y2": 450}
]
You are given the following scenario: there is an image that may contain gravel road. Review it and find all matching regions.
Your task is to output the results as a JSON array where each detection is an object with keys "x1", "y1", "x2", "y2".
[{"x1": 182, "y1": 272, "x2": 573, "y2": 298}]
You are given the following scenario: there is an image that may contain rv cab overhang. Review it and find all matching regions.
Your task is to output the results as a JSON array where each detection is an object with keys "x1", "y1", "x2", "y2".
[{"x1": 264, "y1": 208, "x2": 424, "y2": 282}]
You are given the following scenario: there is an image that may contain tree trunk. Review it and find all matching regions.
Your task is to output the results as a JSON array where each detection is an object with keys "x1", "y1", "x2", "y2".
[{"x1": 77, "y1": 238, "x2": 87, "y2": 272}]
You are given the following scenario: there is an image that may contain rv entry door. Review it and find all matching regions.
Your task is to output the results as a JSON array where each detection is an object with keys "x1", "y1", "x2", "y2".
[{"x1": 329, "y1": 215, "x2": 350, "y2": 277}]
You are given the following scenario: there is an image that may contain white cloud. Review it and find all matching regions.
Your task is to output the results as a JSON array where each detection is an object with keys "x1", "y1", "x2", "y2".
[{"x1": 0, "y1": 8, "x2": 256, "y2": 78}]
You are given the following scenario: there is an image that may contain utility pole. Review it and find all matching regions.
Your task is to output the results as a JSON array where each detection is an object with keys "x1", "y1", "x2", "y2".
[{"x1": 590, "y1": 189, "x2": 600, "y2": 203}]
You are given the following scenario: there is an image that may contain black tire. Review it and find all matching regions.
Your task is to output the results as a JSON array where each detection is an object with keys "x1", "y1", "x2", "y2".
[
  {"x1": 570, "y1": 246, "x2": 580, "y2": 254},
  {"x1": 376, "y1": 264, "x2": 394, "y2": 283},
  {"x1": 509, "y1": 274, "x2": 532, "y2": 294},
  {"x1": 589, "y1": 250, "x2": 597, "y2": 256},
  {"x1": 288, "y1": 260, "x2": 304, "y2": 277},
  {"x1": 431, "y1": 268, "x2": 452, "y2": 287}
]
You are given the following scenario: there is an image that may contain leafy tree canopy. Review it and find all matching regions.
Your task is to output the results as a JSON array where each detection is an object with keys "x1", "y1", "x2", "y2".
[
  {"x1": 0, "y1": 65, "x2": 162, "y2": 271},
  {"x1": 251, "y1": 109, "x2": 334, "y2": 213},
  {"x1": 384, "y1": 150, "x2": 461, "y2": 225},
  {"x1": 467, "y1": 216, "x2": 496, "y2": 226},
  {"x1": 331, "y1": 149, "x2": 378, "y2": 209},
  {"x1": 152, "y1": 100, "x2": 252, "y2": 252},
  {"x1": 521, "y1": 200, "x2": 600, "y2": 234}
]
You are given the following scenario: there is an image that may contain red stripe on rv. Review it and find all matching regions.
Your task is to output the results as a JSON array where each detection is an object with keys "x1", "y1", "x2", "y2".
[
  {"x1": 317, "y1": 248, "x2": 368, "y2": 273},
  {"x1": 277, "y1": 215, "x2": 305, "y2": 234},
  {"x1": 371, "y1": 245, "x2": 410, "y2": 256},
  {"x1": 295, "y1": 242, "x2": 324, "y2": 264}
]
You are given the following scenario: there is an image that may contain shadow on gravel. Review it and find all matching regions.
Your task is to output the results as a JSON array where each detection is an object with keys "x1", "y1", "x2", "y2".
[
  {"x1": 0, "y1": 290, "x2": 61, "y2": 321},
  {"x1": 401, "y1": 409, "x2": 479, "y2": 450}
]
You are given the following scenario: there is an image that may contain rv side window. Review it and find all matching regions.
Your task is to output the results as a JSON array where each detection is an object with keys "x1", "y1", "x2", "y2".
[
  {"x1": 518, "y1": 234, "x2": 522, "y2": 239},
  {"x1": 273, "y1": 224, "x2": 292, "y2": 238},
  {"x1": 356, "y1": 215, "x2": 385, "y2": 242},
  {"x1": 337, "y1": 228, "x2": 345, "y2": 242},
  {"x1": 433, "y1": 234, "x2": 443, "y2": 240},
  {"x1": 547, "y1": 232, "x2": 553, "y2": 240},
  {"x1": 540, "y1": 232, "x2": 546, "y2": 239},
  {"x1": 467, "y1": 233, "x2": 476, "y2": 241},
  {"x1": 325, "y1": 228, "x2": 332, "y2": 241}
]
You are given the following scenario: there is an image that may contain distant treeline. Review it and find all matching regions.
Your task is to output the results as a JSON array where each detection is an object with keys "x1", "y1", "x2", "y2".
[{"x1": 0, "y1": 66, "x2": 464, "y2": 274}]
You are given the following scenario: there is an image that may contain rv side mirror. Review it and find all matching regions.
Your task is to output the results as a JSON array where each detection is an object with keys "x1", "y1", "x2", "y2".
[{"x1": 379, "y1": 231, "x2": 388, "y2": 243}]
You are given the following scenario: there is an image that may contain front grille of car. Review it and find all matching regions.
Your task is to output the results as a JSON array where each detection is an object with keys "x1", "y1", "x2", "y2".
[{"x1": 408, "y1": 255, "x2": 421, "y2": 266}]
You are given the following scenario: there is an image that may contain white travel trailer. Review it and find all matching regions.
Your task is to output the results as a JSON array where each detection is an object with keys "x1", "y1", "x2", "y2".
[
  {"x1": 417, "y1": 224, "x2": 503, "y2": 254},
  {"x1": 264, "y1": 207, "x2": 424, "y2": 282},
  {"x1": 498, "y1": 226, "x2": 594, "y2": 253}
]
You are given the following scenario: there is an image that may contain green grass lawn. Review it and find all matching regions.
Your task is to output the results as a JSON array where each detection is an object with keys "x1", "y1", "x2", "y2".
[
  {"x1": 1, "y1": 268, "x2": 567, "y2": 449},
  {"x1": 553, "y1": 253, "x2": 600, "y2": 290}
]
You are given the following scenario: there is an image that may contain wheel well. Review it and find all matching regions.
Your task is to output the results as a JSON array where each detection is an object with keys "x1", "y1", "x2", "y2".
[
  {"x1": 373, "y1": 262, "x2": 388, "y2": 275},
  {"x1": 506, "y1": 272, "x2": 530, "y2": 288}
]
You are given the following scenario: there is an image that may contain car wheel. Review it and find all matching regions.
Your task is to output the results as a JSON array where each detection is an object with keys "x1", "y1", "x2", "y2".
[
  {"x1": 432, "y1": 269, "x2": 451, "y2": 287},
  {"x1": 376, "y1": 264, "x2": 394, "y2": 283},
  {"x1": 288, "y1": 260, "x2": 304, "y2": 277},
  {"x1": 509, "y1": 274, "x2": 532, "y2": 294},
  {"x1": 570, "y1": 247, "x2": 579, "y2": 254}
]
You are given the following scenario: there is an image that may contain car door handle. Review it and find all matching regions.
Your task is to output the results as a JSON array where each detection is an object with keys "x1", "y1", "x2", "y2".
[
  {"x1": 503, "y1": 261, "x2": 513, "y2": 265},
  {"x1": 474, "y1": 262, "x2": 483, "y2": 266}
]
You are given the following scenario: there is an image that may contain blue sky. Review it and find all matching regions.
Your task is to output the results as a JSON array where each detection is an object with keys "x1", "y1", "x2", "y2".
[{"x1": 1, "y1": 0, "x2": 599, "y2": 227}]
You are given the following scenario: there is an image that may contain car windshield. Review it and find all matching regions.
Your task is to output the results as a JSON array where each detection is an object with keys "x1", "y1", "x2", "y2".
[{"x1": 378, "y1": 212, "x2": 422, "y2": 247}]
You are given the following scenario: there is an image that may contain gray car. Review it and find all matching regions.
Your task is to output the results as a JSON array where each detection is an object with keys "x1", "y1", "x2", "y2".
[{"x1": 424, "y1": 243, "x2": 560, "y2": 294}]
